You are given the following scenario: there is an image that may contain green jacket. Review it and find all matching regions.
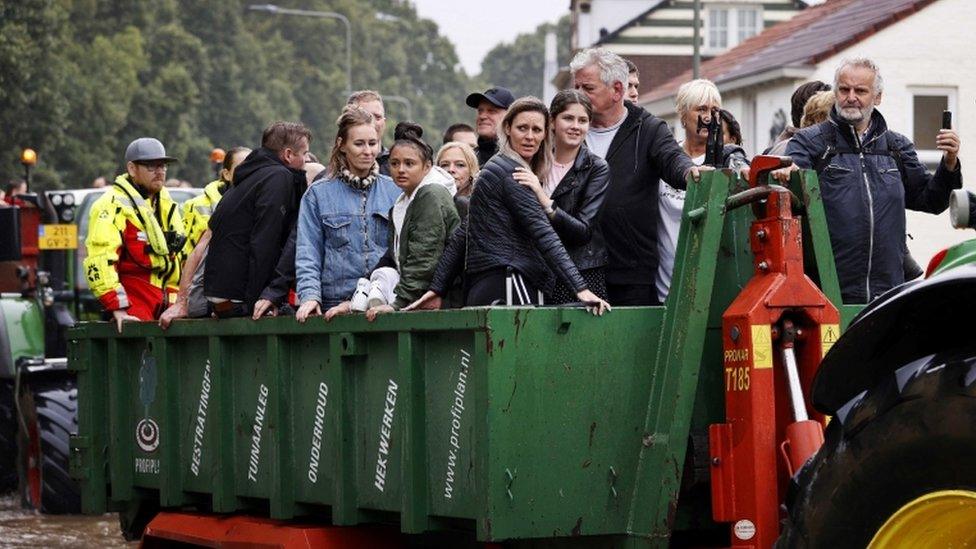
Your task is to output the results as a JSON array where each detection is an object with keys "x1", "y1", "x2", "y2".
[{"x1": 381, "y1": 183, "x2": 460, "y2": 309}]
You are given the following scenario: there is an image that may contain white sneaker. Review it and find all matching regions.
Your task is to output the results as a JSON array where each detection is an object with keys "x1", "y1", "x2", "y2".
[
  {"x1": 367, "y1": 280, "x2": 388, "y2": 309},
  {"x1": 350, "y1": 278, "x2": 370, "y2": 312}
]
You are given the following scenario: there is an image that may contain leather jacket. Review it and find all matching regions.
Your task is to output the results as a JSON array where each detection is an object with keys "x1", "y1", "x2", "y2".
[
  {"x1": 430, "y1": 153, "x2": 587, "y2": 296},
  {"x1": 549, "y1": 146, "x2": 610, "y2": 271}
]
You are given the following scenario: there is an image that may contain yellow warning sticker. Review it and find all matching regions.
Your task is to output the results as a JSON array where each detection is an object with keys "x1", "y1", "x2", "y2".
[
  {"x1": 821, "y1": 324, "x2": 840, "y2": 357},
  {"x1": 751, "y1": 325, "x2": 772, "y2": 369}
]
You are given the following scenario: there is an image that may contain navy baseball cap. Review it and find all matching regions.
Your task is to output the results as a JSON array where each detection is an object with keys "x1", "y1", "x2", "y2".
[{"x1": 466, "y1": 87, "x2": 515, "y2": 109}]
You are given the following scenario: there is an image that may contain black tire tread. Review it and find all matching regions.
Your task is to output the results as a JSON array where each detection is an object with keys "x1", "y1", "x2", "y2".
[
  {"x1": 0, "y1": 380, "x2": 17, "y2": 492},
  {"x1": 778, "y1": 350, "x2": 976, "y2": 548},
  {"x1": 21, "y1": 377, "x2": 80, "y2": 514}
]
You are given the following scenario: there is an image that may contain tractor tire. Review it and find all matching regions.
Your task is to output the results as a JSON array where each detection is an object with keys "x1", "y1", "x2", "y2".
[
  {"x1": 778, "y1": 350, "x2": 976, "y2": 548},
  {"x1": 0, "y1": 380, "x2": 17, "y2": 492},
  {"x1": 17, "y1": 377, "x2": 80, "y2": 514}
]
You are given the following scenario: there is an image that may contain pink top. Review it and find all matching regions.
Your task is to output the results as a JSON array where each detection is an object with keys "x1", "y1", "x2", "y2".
[{"x1": 545, "y1": 160, "x2": 572, "y2": 197}]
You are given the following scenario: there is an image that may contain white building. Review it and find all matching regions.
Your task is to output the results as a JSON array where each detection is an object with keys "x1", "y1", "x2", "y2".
[
  {"x1": 639, "y1": 0, "x2": 976, "y2": 265},
  {"x1": 567, "y1": 0, "x2": 807, "y2": 92}
]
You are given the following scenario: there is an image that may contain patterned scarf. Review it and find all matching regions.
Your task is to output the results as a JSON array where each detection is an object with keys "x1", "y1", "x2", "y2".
[{"x1": 339, "y1": 163, "x2": 379, "y2": 190}]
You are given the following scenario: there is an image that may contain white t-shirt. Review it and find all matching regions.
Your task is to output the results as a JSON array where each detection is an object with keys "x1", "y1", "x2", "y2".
[
  {"x1": 585, "y1": 111, "x2": 627, "y2": 159},
  {"x1": 655, "y1": 149, "x2": 704, "y2": 304}
]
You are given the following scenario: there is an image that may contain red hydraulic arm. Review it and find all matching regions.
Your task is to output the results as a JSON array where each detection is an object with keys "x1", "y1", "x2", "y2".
[{"x1": 709, "y1": 156, "x2": 841, "y2": 548}]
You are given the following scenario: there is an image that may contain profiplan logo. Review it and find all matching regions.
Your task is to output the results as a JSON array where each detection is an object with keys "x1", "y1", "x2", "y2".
[
  {"x1": 136, "y1": 418, "x2": 160, "y2": 452},
  {"x1": 135, "y1": 346, "x2": 162, "y2": 475}
]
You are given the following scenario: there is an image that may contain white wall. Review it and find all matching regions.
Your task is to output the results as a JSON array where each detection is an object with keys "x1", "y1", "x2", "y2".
[{"x1": 578, "y1": 0, "x2": 663, "y2": 48}]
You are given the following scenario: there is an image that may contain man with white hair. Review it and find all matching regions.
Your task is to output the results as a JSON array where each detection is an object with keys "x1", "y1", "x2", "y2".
[
  {"x1": 571, "y1": 47, "x2": 701, "y2": 305},
  {"x1": 782, "y1": 57, "x2": 962, "y2": 303}
]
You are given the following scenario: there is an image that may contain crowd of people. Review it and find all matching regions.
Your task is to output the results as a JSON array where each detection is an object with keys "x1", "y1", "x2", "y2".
[{"x1": 76, "y1": 47, "x2": 961, "y2": 331}]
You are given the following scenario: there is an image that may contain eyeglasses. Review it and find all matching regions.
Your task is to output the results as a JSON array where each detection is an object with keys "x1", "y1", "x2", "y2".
[{"x1": 136, "y1": 161, "x2": 168, "y2": 171}]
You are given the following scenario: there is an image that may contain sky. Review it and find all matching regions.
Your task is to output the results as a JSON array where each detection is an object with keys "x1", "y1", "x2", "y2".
[{"x1": 411, "y1": 0, "x2": 568, "y2": 76}]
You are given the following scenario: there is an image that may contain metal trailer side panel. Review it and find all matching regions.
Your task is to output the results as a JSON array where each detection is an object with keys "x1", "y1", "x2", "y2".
[{"x1": 70, "y1": 308, "x2": 668, "y2": 541}]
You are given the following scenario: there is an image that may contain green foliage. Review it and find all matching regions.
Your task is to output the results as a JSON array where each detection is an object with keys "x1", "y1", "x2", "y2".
[
  {"x1": 0, "y1": 0, "x2": 480, "y2": 190},
  {"x1": 479, "y1": 15, "x2": 571, "y2": 100}
]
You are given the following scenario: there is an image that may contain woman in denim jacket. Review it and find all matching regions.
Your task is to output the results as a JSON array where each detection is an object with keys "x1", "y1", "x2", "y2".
[
  {"x1": 294, "y1": 107, "x2": 401, "y2": 321},
  {"x1": 323, "y1": 122, "x2": 461, "y2": 322}
]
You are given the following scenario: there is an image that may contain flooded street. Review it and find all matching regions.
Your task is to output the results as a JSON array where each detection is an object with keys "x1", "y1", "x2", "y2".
[{"x1": 0, "y1": 492, "x2": 133, "y2": 548}]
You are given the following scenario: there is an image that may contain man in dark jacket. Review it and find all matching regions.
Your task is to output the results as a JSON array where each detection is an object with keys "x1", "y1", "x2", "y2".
[
  {"x1": 204, "y1": 121, "x2": 310, "y2": 318},
  {"x1": 570, "y1": 47, "x2": 701, "y2": 305},
  {"x1": 466, "y1": 86, "x2": 515, "y2": 167},
  {"x1": 782, "y1": 58, "x2": 961, "y2": 303}
]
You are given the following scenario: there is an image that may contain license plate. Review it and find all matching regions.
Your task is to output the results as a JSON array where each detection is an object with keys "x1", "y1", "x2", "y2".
[{"x1": 38, "y1": 224, "x2": 78, "y2": 250}]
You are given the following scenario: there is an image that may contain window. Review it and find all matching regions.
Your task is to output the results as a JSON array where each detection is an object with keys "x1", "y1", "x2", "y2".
[
  {"x1": 908, "y1": 87, "x2": 957, "y2": 167},
  {"x1": 708, "y1": 9, "x2": 728, "y2": 50},
  {"x1": 913, "y1": 95, "x2": 947, "y2": 150},
  {"x1": 706, "y1": 6, "x2": 762, "y2": 52},
  {"x1": 737, "y1": 8, "x2": 760, "y2": 44}
]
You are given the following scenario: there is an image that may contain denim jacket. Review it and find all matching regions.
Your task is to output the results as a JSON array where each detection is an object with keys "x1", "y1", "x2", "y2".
[{"x1": 296, "y1": 174, "x2": 401, "y2": 307}]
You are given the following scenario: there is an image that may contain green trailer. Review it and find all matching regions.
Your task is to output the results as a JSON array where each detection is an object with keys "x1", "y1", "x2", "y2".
[{"x1": 67, "y1": 170, "x2": 976, "y2": 547}]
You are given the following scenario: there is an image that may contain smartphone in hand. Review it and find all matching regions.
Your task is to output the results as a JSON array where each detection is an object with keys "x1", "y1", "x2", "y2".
[{"x1": 943, "y1": 110, "x2": 952, "y2": 130}]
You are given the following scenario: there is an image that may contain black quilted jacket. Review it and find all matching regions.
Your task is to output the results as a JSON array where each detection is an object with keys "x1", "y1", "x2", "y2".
[{"x1": 429, "y1": 153, "x2": 587, "y2": 296}]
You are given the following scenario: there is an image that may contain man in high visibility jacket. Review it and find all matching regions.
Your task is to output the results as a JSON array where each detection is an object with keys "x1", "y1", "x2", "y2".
[
  {"x1": 181, "y1": 180, "x2": 222, "y2": 254},
  {"x1": 85, "y1": 137, "x2": 186, "y2": 331}
]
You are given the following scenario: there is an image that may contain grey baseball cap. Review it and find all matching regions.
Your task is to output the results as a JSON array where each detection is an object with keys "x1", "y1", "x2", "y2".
[{"x1": 124, "y1": 137, "x2": 178, "y2": 164}]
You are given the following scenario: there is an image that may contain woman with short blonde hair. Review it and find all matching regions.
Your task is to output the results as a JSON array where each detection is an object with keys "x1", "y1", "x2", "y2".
[
  {"x1": 675, "y1": 79, "x2": 722, "y2": 118},
  {"x1": 801, "y1": 90, "x2": 835, "y2": 128},
  {"x1": 435, "y1": 141, "x2": 479, "y2": 197},
  {"x1": 436, "y1": 141, "x2": 479, "y2": 219}
]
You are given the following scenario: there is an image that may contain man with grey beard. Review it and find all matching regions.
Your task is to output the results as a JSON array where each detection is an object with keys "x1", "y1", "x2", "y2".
[{"x1": 779, "y1": 57, "x2": 961, "y2": 303}]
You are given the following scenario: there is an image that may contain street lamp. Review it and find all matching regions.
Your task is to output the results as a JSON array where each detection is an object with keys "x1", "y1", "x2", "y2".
[
  {"x1": 247, "y1": 4, "x2": 352, "y2": 94},
  {"x1": 20, "y1": 148, "x2": 37, "y2": 191}
]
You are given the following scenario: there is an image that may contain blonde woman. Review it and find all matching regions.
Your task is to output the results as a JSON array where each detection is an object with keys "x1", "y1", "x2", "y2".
[
  {"x1": 436, "y1": 141, "x2": 479, "y2": 218},
  {"x1": 294, "y1": 107, "x2": 401, "y2": 321},
  {"x1": 800, "y1": 90, "x2": 835, "y2": 128}
]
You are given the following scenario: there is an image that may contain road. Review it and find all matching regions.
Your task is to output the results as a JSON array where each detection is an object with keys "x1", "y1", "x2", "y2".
[{"x1": 0, "y1": 492, "x2": 132, "y2": 547}]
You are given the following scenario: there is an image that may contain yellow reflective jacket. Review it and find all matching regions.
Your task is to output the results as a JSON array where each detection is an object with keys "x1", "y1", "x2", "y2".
[
  {"x1": 84, "y1": 175, "x2": 184, "y2": 318},
  {"x1": 181, "y1": 179, "x2": 225, "y2": 253}
]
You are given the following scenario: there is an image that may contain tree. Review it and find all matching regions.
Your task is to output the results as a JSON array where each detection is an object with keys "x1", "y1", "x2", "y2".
[
  {"x1": 0, "y1": 0, "x2": 479, "y2": 190},
  {"x1": 0, "y1": 0, "x2": 72, "y2": 188},
  {"x1": 479, "y1": 15, "x2": 571, "y2": 100}
]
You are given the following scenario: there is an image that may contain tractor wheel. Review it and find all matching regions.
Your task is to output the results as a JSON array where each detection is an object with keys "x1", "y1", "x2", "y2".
[
  {"x1": 16, "y1": 377, "x2": 80, "y2": 514},
  {"x1": 0, "y1": 380, "x2": 17, "y2": 492},
  {"x1": 778, "y1": 351, "x2": 976, "y2": 548}
]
